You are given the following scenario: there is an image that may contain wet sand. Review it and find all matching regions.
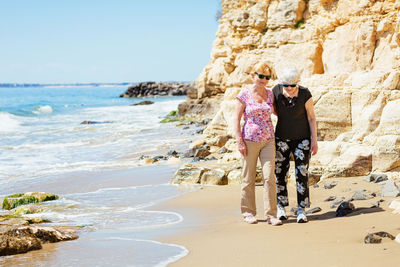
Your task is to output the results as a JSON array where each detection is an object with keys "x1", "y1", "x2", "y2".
[
  {"x1": 0, "y1": 163, "x2": 193, "y2": 266},
  {"x1": 159, "y1": 176, "x2": 400, "y2": 266}
]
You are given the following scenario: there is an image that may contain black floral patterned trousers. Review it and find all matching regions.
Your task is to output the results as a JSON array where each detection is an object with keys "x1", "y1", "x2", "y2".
[{"x1": 275, "y1": 137, "x2": 311, "y2": 209}]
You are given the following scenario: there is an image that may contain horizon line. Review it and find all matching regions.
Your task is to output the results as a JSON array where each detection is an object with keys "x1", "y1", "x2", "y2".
[{"x1": 0, "y1": 80, "x2": 193, "y2": 87}]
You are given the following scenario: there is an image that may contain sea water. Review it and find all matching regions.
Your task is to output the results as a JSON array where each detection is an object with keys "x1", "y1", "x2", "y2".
[{"x1": 0, "y1": 86, "x2": 196, "y2": 266}]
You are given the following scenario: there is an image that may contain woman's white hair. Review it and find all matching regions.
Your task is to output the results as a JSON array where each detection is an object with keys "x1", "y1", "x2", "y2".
[{"x1": 279, "y1": 66, "x2": 300, "y2": 84}]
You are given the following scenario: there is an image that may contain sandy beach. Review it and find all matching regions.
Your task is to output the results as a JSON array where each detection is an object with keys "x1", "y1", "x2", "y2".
[{"x1": 158, "y1": 176, "x2": 400, "y2": 266}]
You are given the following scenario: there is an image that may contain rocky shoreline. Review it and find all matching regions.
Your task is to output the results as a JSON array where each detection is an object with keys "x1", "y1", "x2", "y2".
[
  {"x1": 0, "y1": 192, "x2": 79, "y2": 256},
  {"x1": 174, "y1": 0, "x2": 400, "y2": 186},
  {"x1": 120, "y1": 81, "x2": 194, "y2": 98}
]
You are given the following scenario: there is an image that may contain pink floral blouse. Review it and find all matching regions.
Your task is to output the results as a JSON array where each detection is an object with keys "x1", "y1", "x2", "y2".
[{"x1": 236, "y1": 87, "x2": 275, "y2": 142}]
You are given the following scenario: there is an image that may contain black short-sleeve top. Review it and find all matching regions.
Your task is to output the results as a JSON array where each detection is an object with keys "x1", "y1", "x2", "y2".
[{"x1": 272, "y1": 84, "x2": 312, "y2": 140}]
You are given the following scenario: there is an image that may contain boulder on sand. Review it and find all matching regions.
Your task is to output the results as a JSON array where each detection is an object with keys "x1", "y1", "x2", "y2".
[{"x1": 0, "y1": 225, "x2": 78, "y2": 256}]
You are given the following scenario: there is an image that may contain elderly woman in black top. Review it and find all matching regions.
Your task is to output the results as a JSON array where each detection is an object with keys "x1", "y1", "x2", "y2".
[{"x1": 272, "y1": 66, "x2": 318, "y2": 223}]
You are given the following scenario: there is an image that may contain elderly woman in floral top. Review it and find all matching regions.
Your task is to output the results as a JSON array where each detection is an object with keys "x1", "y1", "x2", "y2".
[{"x1": 234, "y1": 62, "x2": 282, "y2": 226}]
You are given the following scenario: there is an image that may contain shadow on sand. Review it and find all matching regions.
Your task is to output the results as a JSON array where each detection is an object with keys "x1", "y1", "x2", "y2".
[
  {"x1": 256, "y1": 206, "x2": 385, "y2": 224},
  {"x1": 284, "y1": 206, "x2": 385, "y2": 224}
]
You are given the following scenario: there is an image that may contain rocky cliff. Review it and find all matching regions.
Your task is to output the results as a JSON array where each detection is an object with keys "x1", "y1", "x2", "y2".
[{"x1": 181, "y1": 0, "x2": 400, "y2": 180}]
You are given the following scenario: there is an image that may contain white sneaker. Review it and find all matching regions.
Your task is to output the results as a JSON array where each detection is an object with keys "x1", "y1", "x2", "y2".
[
  {"x1": 267, "y1": 216, "x2": 283, "y2": 226},
  {"x1": 243, "y1": 215, "x2": 258, "y2": 224},
  {"x1": 277, "y1": 206, "x2": 287, "y2": 220},
  {"x1": 296, "y1": 209, "x2": 308, "y2": 223}
]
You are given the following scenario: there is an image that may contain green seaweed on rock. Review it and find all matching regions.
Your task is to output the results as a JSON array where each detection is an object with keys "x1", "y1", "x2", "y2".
[
  {"x1": 2, "y1": 196, "x2": 39, "y2": 210},
  {"x1": 2, "y1": 192, "x2": 59, "y2": 210},
  {"x1": 167, "y1": 110, "x2": 178, "y2": 116}
]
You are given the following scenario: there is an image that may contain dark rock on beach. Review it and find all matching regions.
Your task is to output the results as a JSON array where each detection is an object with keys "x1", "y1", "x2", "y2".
[
  {"x1": 364, "y1": 173, "x2": 388, "y2": 183},
  {"x1": 330, "y1": 197, "x2": 344, "y2": 208},
  {"x1": 196, "y1": 129, "x2": 204, "y2": 134},
  {"x1": 306, "y1": 207, "x2": 322, "y2": 215},
  {"x1": 364, "y1": 232, "x2": 395, "y2": 244},
  {"x1": 152, "y1": 155, "x2": 168, "y2": 162},
  {"x1": 167, "y1": 150, "x2": 179, "y2": 157},
  {"x1": 194, "y1": 146, "x2": 211, "y2": 159},
  {"x1": 364, "y1": 233, "x2": 383, "y2": 244},
  {"x1": 351, "y1": 189, "x2": 375, "y2": 201},
  {"x1": 335, "y1": 201, "x2": 355, "y2": 217},
  {"x1": 203, "y1": 156, "x2": 217, "y2": 161},
  {"x1": 324, "y1": 181, "x2": 338, "y2": 189},
  {"x1": 132, "y1": 100, "x2": 154, "y2": 106},
  {"x1": 81, "y1": 121, "x2": 112, "y2": 124},
  {"x1": 218, "y1": 147, "x2": 232, "y2": 154},
  {"x1": 120, "y1": 82, "x2": 193, "y2": 98},
  {"x1": 324, "y1": 196, "x2": 336, "y2": 202}
]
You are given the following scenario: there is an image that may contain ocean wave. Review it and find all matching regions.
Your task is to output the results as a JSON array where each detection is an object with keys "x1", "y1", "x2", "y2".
[
  {"x1": 33, "y1": 105, "x2": 53, "y2": 114},
  {"x1": 10, "y1": 140, "x2": 88, "y2": 150},
  {"x1": 0, "y1": 97, "x2": 190, "y2": 181},
  {"x1": 0, "y1": 112, "x2": 21, "y2": 133},
  {"x1": 105, "y1": 237, "x2": 189, "y2": 267}
]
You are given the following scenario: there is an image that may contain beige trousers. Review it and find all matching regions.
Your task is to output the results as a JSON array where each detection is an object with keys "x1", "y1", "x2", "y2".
[{"x1": 241, "y1": 139, "x2": 277, "y2": 218}]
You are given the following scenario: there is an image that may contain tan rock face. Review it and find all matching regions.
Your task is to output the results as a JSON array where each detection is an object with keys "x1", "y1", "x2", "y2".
[
  {"x1": 314, "y1": 90, "x2": 352, "y2": 140},
  {"x1": 267, "y1": 0, "x2": 306, "y2": 29},
  {"x1": 373, "y1": 135, "x2": 400, "y2": 172},
  {"x1": 322, "y1": 21, "x2": 376, "y2": 76},
  {"x1": 180, "y1": 0, "x2": 400, "y2": 177},
  {"x1": 375, "y1": 99, "x2": 400, "y2": 135}
]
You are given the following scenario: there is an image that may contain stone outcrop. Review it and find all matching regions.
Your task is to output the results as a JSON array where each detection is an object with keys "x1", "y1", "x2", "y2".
[
  {"x1": 0, "y1": 224, "x2": 78, "y2": 256},
  {"x1": 179, "y1": 0, "x2": 400, "y2": 180},
  {"x1": 171, "y1": 164, "x2": 229, "y2": 185},
  {"x1": 120, "y1": 82, "x2": 193, "y2": 98}
]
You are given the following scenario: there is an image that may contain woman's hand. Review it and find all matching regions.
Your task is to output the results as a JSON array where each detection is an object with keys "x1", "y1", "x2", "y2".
[
  {"x1": 238, "y1": 139, "x2": 247, "y2": 157},
  {"x1": 311, "y1": 139, "x2": 318, "y2": 156}
]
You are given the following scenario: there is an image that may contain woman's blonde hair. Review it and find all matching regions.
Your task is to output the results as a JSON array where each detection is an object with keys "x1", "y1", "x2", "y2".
[{"x1": 251, "y1": 62, "x2": 273, "y2": 76}]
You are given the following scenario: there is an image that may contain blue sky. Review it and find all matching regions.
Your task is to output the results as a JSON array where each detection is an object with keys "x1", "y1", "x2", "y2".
[{"x1": 0, "y1": 0, "x2": 220, "y2": 83}]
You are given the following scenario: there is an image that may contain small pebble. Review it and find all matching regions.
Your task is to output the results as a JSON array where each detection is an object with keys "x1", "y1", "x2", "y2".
[
  {"x1": 324, "y1": 181, "x2": 338, "y2": 189},
  {"x1": 324, "y1": 196, "x2": 336, "y2": 202},
  {"x1": 305, "y1": 207, "x2": 322, "y2": 215}
]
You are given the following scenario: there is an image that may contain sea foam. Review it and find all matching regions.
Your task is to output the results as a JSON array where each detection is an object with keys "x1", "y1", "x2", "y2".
[
  {"x1": 33, "y1": 105, "x2": 53, "y2": 114},
  {"x1": 0, "y1": 112, "x2": 21, "y2": 133}
]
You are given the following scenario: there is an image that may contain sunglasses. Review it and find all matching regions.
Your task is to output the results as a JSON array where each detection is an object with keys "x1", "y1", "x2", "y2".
[
  {"x1": 255, "y1": 72, "x2": 271, "y2": 80},
  {"x1": 282, "y1": 83, "x2": 297, "y2": 87}
]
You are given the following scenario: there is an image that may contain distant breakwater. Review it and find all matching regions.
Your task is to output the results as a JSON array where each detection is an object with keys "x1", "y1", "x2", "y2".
[{"x1": 120, "y1": 82, "x2": 194, "y2": 98}]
